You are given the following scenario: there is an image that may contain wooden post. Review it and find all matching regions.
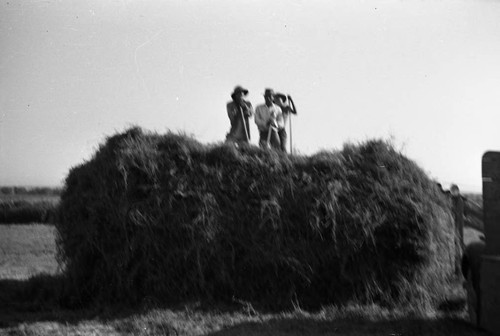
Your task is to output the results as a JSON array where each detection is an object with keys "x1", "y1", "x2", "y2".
[
  {"x1": 289, "y1": 113, "x2": 292, "y2": 154},
  {"x1": 480, "y1": 151, "x2": 500, "y2": 333},
  {"x1": 451, "y1": 184, "x2": 465, "y2": 275}
]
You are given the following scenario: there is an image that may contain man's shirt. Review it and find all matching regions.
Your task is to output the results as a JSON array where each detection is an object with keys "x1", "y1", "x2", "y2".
[
  {"x1": 255, "y1": 103, "x2": 283, "y2": 132},
  {"x1": 226, "y1": 101, "x2": 253, "y2": 141}
]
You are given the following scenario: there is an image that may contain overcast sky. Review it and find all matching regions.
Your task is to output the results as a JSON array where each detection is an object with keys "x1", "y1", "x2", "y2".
[{"x1": 1, "y1": 0, "x2": 499, "y2": 192}]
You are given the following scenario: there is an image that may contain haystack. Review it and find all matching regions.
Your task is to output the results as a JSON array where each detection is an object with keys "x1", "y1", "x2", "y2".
[{"x1": 56, "y1": 127, "x2": 454, "y2": 307}]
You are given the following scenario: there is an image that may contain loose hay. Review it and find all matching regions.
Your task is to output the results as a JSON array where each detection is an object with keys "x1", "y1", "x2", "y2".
[{"x1": 56, "y1": 127, "x2": 454, "y2": 308}]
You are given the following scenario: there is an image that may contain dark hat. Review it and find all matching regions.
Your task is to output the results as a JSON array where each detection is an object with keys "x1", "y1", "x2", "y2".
[
  {"x1": 274, "y1": 93, "x2": 287, "y2": 102},
  {"x1": 231, "y1": 86, "x2": 249, "y2": 98},
  {"x1": 263, "y1": 88, "x2": 275, "y2": 97}
]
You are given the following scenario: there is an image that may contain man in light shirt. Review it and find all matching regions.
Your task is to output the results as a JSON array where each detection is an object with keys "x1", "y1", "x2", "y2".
[
  {"x1": 273, "y1": 93, "x2": 297, "y2": 153},
  {"x1": 254, "y1": 88, "x2": 282, "y2": 150}
]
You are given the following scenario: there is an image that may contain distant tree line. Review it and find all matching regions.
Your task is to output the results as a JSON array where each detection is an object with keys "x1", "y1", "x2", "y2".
[
  {"x1": 0, "y1": 186, "x2": 60, "y2": 224},
  {"x1": 0, "y1": 186, "x2": 61, "y2": 196}
]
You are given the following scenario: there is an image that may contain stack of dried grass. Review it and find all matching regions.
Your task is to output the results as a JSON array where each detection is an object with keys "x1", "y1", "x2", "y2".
[{"x1": 56, "y1": 127, "x2": 454, "y2": 307}]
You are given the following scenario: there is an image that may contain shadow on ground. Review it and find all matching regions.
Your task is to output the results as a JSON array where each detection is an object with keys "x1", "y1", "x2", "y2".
[
  {"x1": 205, "y1": 317, "x2": 491, "y2": 336},
  {"x1": 0, "y1": 274, "x2": 139, "y2": 328},
  {"x1": 0, "y1": 274, "x2": 250, "y2": 329},
  {"x1": 0, "y1": 275, "x2": 493, "y2": 336}
]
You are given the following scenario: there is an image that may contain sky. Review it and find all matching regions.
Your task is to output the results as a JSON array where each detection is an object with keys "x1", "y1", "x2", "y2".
[{"x1": 1, "y1": 0, "x2": 499, "y2": 192}]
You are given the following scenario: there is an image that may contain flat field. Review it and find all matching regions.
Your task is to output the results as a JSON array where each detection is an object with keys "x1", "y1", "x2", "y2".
[
  {"x1": 0, "y1": 225, "x2": 492, "y2": 336},
  {"x1": 0, "y1": 224, "x2": 59, "y2": 279}
]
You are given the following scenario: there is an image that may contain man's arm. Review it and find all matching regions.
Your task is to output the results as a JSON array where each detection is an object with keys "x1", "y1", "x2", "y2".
[{"x1": 241, "y1": 100, "x2": 253, "y2": 117}]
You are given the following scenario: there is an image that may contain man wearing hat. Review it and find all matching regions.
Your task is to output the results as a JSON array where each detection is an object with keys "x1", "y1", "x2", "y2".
[
  {"x1": 255, "y1": 88, "x2": 282, "y2": 149},
  {"x1": 273, "y1": 93, "x2": 297, "y2": 153},
  {"x1": 226, "y1": 85, "x2": 253, "y2": 145}
]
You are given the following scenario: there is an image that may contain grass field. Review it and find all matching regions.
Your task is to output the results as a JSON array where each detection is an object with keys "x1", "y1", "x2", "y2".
[
  {"x1": 0, "y1": 224, "x2": 59, "y2": 279},
  {"x1": 0, "y1": 224, "x2": 493, "y2": 335}
]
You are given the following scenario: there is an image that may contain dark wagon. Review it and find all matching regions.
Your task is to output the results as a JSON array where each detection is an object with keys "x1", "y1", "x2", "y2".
[{"x1": 462, "y1": 151, "x2": 500, "y2": 333}]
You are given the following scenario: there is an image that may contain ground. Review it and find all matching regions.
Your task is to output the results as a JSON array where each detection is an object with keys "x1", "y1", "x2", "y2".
[{"x1": 0, "y1": 224, "x2": 493, "y2": 336}]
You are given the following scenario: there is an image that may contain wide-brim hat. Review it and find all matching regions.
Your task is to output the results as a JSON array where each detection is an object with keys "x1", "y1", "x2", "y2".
[
  {"x1": 274, "y1": 93, "x2": 287, "y2": 102},
  {"x1": 231, "y1": 86, "x2": 249, "y2": 98},
  {"x1": 263, "y1": 88, "x2": 275, "y2": 97}
]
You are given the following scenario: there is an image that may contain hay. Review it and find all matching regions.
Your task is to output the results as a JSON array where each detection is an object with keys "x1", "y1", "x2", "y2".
[{"x1": 56, "y1": 127, "x2": 454, "y2": 307}]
